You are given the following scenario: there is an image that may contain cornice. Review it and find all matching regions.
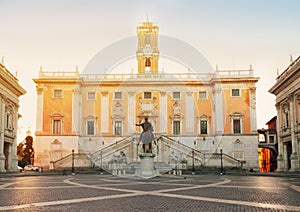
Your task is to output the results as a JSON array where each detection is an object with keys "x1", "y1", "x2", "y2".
[
  {"x1": 269, "y1": 57, "x2": 300, "y2": 95},
  {"x1": 0, "y1": 75, "x2": 26, "y2": 97}
]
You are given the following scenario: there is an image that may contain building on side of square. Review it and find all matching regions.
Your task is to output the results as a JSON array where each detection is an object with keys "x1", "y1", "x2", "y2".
[
  {"x1": 269, "y1": 56, "x2": 300, "y2": 172},
  {"x1": 257, "y1": 116, "x2": 278, "y2": 172},
  {"x1": 0, "y1": 62, "x2": 26, "y2": 172},
  {"x1": 33, "y1": 19, "x2": 259, "y2": 170}
]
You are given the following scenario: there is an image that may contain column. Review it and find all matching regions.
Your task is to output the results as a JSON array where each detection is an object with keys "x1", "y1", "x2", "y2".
[
  {"x1": 0, "y1": 96, "x2": 6, "y2": 172},
  {"x1": 159, "y1": 92, "x2": 167, "y2": 134},
  {"x1": 250, "y1": 87, "x2": 257, "y2": 133},
  {"x1": 101, "y1": 92, "x2": 109, "y2": 133},
  {"x1": 283, "y1": 144, "x2": 289, "y2": 171},
  {"x1": 186, "y1": 92, "x2": 194, "y2": 133},
  {"x1": 289, "y1": 94, "x2": 299, "y2": 171},
  {"x1": 128, "y1": 92, "x2": 136, "y2": 134},
  {"x1": 35, "y1": 87, "x2": 44, "y2": 133},
  {"x1": 276, "y1": 104, "x2": 284, "y2": 171}
]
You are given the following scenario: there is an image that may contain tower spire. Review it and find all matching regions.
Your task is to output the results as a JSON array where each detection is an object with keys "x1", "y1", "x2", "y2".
[{"x1": 146, "y1": 13, "x2": 149, "y2": 22}]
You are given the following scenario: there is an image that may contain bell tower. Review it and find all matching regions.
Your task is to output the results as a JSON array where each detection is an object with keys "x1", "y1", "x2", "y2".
[{"x1": 136, "y1": 16, "x2": 159, "y2": 74}]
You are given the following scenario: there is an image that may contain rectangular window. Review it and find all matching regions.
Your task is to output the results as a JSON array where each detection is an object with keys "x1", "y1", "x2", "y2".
[
  {"x1": 144, "y1": 92, "x2": 152, "y2": 99},
  {"x1": 6, "y1": 113, "x2": 10, "y2": 129},
  {"x1": 173, "y1": 121, "x2": 180, "y2": 135},
  {"x1": 200, "y1": 120, "x2": 208, "y2": 134},
  {"x1": 114, "y1": 121, "x2": 122, "y2": 136},
  {"x1": 269, "y1": 136, "x2": 275, "y2": 144},
  {"x1": 199, "y1": 91, "x2": 207, "y2": 99},
  {"x1": 87, "y1": 121, "x2": 94, "y2": 135},
  {"x1": 88, "y1": 92, "x2": 96, "y2": 100},
  {"x1": 54, "y1": 89, "x2": 62, "y2": 98},
  {"x1": 284, "y1": 112, "x2": 289, "y2": 128},
  {"x1": 114, "y1": 92, "x2": 122, "y2": 99},
  {"x1": 172, "y1": 92, "x2": 181, "y2": 99},
  {"x1": 53, "y1": 120, "x2": 61, "y2": 134},
  {"x1": 231, "y1": 89, "x2": 240, "y2": 97},
  {"x1": 233, "y1": 119, "x2": 241, "y2": 134}
]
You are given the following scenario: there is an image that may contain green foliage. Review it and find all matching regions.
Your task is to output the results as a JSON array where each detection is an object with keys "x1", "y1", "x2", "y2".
[{"x1": 17, "y1": 136, "x2": 34, "y2": 167}]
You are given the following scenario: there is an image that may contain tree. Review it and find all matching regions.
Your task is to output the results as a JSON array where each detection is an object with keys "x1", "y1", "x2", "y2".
[{"x1": 17, "y1": 136, "x2": 34, "y2": 167}]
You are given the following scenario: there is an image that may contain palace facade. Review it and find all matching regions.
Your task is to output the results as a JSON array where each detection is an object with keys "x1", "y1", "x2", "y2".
[
  {"x1": 0, "y1": 62, "x2": 26, "y2": 172},
  {"x1": 33, "y1": 20, "x2": 259, "y2": 170},
  {"x1": 269, "y1": 56, "x2": 300, "y2": 171}
]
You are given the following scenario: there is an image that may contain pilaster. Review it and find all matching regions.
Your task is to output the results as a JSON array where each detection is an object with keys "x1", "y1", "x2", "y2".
[
  {"x1": 250, "y1": 87, "x2": 257, "y2": 132},
  {"x1": 128, "y1": 92, "x2": 136, "y2": 135},
  {"x1": 276, "y1": 103, "x2": 285, "y2": 172},
  {"x1": 185, "y1": 91, "x2": 194, "y2": 133},
  {"x1": 0, "y1": 96, "x2": 6, "y2": 172},
  {"x1": 100, "y1": 91, "x2": 109, "y2": 133},
  {"x1": 159, "y1": 92, "x2": 167, "y2": 134},
  {"x1": 289, "y1": 94, "x2": 299, "y2": 171},
  {"x1": 35, "y1": 87, "x2": 44, "y2": 133},
  {"x1": 213, "y1": 84, "x2": 224, "y2": 134}
]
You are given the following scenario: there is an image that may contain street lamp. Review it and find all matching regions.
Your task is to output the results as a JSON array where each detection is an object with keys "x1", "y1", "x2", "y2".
[
  {"x1": 192, "y1": 150, "x2": 195, "y2": 175},
  {"x1": 72, "y1": 149, "x2": 75, "y2": 175},
  {"x1": 220, "y1": 149, "x2": 224, "y2": 175},
  {"x1": 99, "y1": 150, "x2": 103, "y2": 174}
]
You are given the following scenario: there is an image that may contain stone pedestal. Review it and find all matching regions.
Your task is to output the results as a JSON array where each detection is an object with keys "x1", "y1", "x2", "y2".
[
  {"x1": 0, "y1": 154, "x2": 6, "y2": 172},
  {"x1": 137, "y1": 153, "x2": 157, "y2": 177},
  {"x1": 109, "y1": 162, "x2": 126, "y2": 176},
  {"x1": 276, "y1": 155, "x2": 285, "y2": 172},
  {"x1": 169, "y1": 162, "x2": 187, "y2": 176},
  {"x1": 290, "y1": 153, "x2": 299, "y2": 172}
]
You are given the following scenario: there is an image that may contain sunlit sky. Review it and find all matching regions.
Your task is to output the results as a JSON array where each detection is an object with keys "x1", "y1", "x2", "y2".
[{"x1": 0, "y1": 0, "x2": 299, "y2": 142}]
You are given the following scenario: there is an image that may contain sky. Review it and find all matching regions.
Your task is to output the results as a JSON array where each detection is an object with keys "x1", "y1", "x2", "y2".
[{"x1": 0, "y1": 0, "x2": 299, "y2": 142}]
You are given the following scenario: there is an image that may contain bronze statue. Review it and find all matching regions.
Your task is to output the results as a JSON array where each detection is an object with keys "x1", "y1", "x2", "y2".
[{"x1": 136, "y1": 117, "x2": 156, "y2": 153}]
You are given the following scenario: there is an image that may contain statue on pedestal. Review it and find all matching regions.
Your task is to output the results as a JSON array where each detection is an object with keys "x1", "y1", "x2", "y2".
[{"x1": 136, "y1": 117, "x2": 156, "y2": 153}]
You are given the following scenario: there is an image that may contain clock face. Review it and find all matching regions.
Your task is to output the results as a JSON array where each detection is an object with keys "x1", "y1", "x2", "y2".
[{"x1": 142, "y1": 45, "x2": 153, "y2": 56}]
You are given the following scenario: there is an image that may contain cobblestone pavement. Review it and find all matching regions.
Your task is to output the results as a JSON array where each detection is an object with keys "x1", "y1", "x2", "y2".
[{"x1": 0, "y1": 174, "x2": 299, "y2": 211}]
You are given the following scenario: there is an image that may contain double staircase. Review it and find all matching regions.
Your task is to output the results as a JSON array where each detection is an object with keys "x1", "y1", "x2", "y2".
[{"x1": 51, "y1": 134, "x2": 245, "y2": 175}]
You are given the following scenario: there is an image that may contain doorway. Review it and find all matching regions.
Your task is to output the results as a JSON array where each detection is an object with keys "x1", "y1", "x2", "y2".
[{"x1": 286, "y1": 141, "x2": 292, "y2": 170}]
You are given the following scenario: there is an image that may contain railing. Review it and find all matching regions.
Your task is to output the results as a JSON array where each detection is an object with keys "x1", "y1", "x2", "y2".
[
  {"x1": 216, "y1": 69, "x2": 254, "y2": 77},
  {"x1": 206, "y1": 152, "x2": 245, "y2": 169},
  {"x1": 90, "y1": 136, "x2": 133, "y2": 166},
  {"x1": 51, "y1": 152, "x2": 91, "y2": 169},
  {"x1": 82, "y1": 72, "x2": 215, "y2": 82},
  {"x1": 159, "y1": 135, "x2": 203, "y2": 163},
  {"x1": 39, "y1": 71, "x2": 80, "y2": 78},
  {"x1": 37, "y1": 69, "x2": 255, "y2": 81}
]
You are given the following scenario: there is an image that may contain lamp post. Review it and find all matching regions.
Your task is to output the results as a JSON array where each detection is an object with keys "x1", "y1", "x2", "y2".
[
  {"x1": 72, "y1": 149, "x2": 75, "y2": 175},
  {"x1": 100, "y1": 150, "x2": 103, "y2": 174},
  {"x1": 192, "y1": 150, "x2": 195, "y2": 175},
  {"x1": 220, "y1": 149, "x2": 224, "y2": 175}
]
